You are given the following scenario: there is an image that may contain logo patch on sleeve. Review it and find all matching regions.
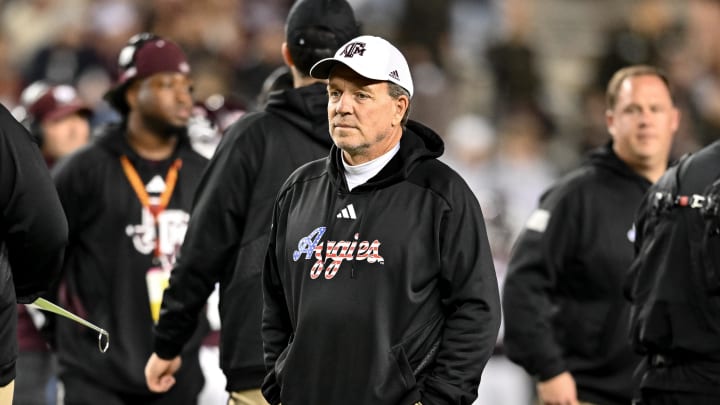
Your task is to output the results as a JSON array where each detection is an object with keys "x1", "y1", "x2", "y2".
[{"x1": 525, "y1": 209, "x2": 550, "y2": 233}]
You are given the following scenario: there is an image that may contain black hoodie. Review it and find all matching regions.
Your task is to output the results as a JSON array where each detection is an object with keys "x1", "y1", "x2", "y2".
[
  {"x1": 626, "y1": 140, "x2": 720, "y2": 395},
  {"x1": 262, "y1": 120, "x2": 501, "y2": 405},
  {"x1": 154, "y1": 82, "x2": 334, "y2": 391},
  {"x1": 51, "y1": 123, "x2": 208, "y2": 396},
  {"x1": 502, "y1": 143, "x2": 646, "y2": 405}
]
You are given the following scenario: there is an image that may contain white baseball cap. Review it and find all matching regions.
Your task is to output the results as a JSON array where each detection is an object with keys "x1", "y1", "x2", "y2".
[{"x1": 310, "y1": 35, "x2": 414, "y2": 98}]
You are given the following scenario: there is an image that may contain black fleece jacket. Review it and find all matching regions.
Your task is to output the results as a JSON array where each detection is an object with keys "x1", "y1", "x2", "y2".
[
  {"x1": 502, "y1": 143, "x2": 646, "y2": 405},
  {"x1": 51, "y1": 123, "x2": 208, "y2": 395}
]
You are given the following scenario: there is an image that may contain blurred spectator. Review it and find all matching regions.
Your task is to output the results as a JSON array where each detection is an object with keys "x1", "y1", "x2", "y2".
[
  {"x1": 52, "y1": 33, "x2": 209, "y2": 404},
  {"x1": 592, "y1": 0, "x2": 683, "y2": 90},
  {"x1": 1, "y1": 0, "x2": 89, "y2": 70},
  {"x1": 484, "y1": 0, "x2": 549, "y2": 129},
  {"x1": 16, "y1": 82, "x2": 92, "y2": 166},
  {"x1": 679, "y1": 0, "x2": 720, "y2": 147},
  {"x1": 188, "y1": 94, "x2": 246, "y2": 159},
  {"x1": 22, "y1": 22, "x2": 105, "y2": 89},
  {"x1": 231, "y1": 1, "x2": 291, "y2": 108},
  {"x1": 397, "y1": 0, "x2": 451, "y2": 69},
  {"x1": 492, "y1": 106, "x2": 558, "y2": 239}
]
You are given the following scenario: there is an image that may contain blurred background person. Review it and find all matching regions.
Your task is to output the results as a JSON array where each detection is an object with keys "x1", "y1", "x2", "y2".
[
  {"x1": 50, "y1": 32, "x2": 209, "y2": 405},
  {"x1": 16, "y1": 81, "x2": 93, "y2": 166},
  {"x1": 503, "y1": 65, "x2": 679, "y2": 405}
]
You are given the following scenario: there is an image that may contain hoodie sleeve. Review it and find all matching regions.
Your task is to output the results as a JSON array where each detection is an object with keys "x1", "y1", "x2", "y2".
[
  {"x1": 502, "y1": 182, "x2": 580, "y2": 381},
  {"x1": 0, "y1": 105, "x2": 68, "y2": 303},
  {"x1": 153, "y1": 116, "x2": 265, "y2": 358},
  {"x1": 420, "y1": 176, "x2": 501, "y2": 405}
]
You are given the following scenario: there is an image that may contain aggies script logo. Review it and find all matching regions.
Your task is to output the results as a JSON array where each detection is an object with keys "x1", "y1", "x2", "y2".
[
  {"x1": 293, "y1": 226, "x2": 384, "y2": 280},
  {"x1": 340, "y1": 41, "x2": 367, "y2": 58}
]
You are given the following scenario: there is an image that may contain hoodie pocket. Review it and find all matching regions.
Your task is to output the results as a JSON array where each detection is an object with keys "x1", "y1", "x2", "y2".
[
  {"x1": 389, "y1": 313, "x2": 445, "y2": 387},
  {"x1": 390, "y1": 345, "x2": 416, "y2": 389},
  {"x1": 274, "y1": 340, "x2": 293, "y2": 390},
  {"x1": 555, "y1": 301, "x2": 611, "y2": 358}
]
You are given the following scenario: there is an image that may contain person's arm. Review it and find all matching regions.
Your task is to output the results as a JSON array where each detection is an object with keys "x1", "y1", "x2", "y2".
[
  {"x1": 0, "y1": 105, "x2": 67, "y2": 303},
  {"x1": 502, "y1": 184, "x2": 580, "y2": 400},
  {"x1": 418, "y1": 180, "x2": 501, "y2": 405},
  {"x1": 260, "y1": 194, "x2": 293, "y2": 405},
  {"x1": 152, "y1": 117, "x2": 264, "y2": 361}
]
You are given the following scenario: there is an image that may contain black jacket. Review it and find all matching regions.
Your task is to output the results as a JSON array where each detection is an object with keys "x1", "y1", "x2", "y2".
[
  {"x1": 0, "y1": 104, "x2": 67, "y2": 386},
  {"x1": 262, "y1": 120, "x2": 501, "y2": 405},
  {"x1": 502, "y1": 144, "x2": 646, "y2": 405},
  {"x1": 626, "y1": 140, "x2": 720, "y2": 394},
  {"x1": 51, "y1": 123, "x2": 208, "y2": 396},
  {"x1": 154, "y1": 83, "x2": 334, "y2": 391}
]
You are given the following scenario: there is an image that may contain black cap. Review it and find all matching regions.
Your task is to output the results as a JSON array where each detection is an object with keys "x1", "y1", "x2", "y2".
[{"x1": 285, "y1": 0, "x2": 360, "y2": 75}]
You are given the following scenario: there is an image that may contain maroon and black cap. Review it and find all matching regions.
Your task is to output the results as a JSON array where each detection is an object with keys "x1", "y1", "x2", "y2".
[{"x1": 103, "y1": 33, "x2": 191, "y2": 113}]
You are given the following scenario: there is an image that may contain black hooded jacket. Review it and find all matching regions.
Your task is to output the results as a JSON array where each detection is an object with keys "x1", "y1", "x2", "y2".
[
  {"x1": 502, "y1": 143, "x2": 646, "y2": 405},
  {"x1": 0, "y1": 104, "x2": 67, "y2": 386},
  {"x1": 154, "y1": 82, "x2": 334, "y2": 391},
  {"x1": 51, "y1": 123, "x2": 208, "y2": 396},
  {"x1": 262, "y1": 120, "x2": 501, "y2": 405}
]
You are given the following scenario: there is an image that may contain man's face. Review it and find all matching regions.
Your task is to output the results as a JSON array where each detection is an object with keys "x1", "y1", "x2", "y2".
[
  {"x1": 130, "y1": 72, "x2": 193, "y2": 134},
  {"x1": 41, "y1": 113, "x2": 90, "y2": 159},
  {"x1": 606, "y1": 74, "x2": 679, "y2": 167},
  {"x1": 327, "y1": 65, "x2": 408, "y2": 165}
]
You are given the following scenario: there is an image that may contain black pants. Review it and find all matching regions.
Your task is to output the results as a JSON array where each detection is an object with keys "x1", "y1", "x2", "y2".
[
  {"x1": 61, "y1": 372, "x2": 202, "y2": 405},
  {"x1": 640, "y1": 388, "x2": 720, "y2": 405}
]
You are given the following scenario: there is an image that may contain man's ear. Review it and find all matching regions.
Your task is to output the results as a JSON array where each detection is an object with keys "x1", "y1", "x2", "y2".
[
  {"x1": 394, "y1": 95, "x2": 409, "y2": 126},
  {"x1": 605, "y1": 109, "x2": 615, "y2": 138},
  {"x1": 125, "y1": 82, "x2": 140, "y2": 110},
  {"x1": 281, "y1": 43, "x2": 294, "y2": 68}
]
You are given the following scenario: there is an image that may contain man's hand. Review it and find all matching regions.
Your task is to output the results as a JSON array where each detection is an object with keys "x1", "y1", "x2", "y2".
[
  {"x1": 536, "y1": 371, "x2": 579, "y2": 405},
  {"x1": 145, "y1": 353, "x2": 182, "y2": 393}
]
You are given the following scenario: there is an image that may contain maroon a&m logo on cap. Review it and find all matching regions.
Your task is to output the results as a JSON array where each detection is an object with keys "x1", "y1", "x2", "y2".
[{"x1": 340, "y1": 42, "x2": 367, "y2": 58}]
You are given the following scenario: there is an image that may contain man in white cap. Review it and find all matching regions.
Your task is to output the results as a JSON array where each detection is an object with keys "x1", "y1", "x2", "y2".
[{"x1": 261, "y1": 35, "x2": 501, "y2": 405}]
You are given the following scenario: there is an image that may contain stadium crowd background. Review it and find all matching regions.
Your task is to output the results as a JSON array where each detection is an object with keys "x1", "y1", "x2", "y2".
[
  {"x1": 2, "y1": 0, "x2": 720, "y2": 403},
  {"x1": 3, "y1": 0, "x2": 720, "y2": 168}
]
